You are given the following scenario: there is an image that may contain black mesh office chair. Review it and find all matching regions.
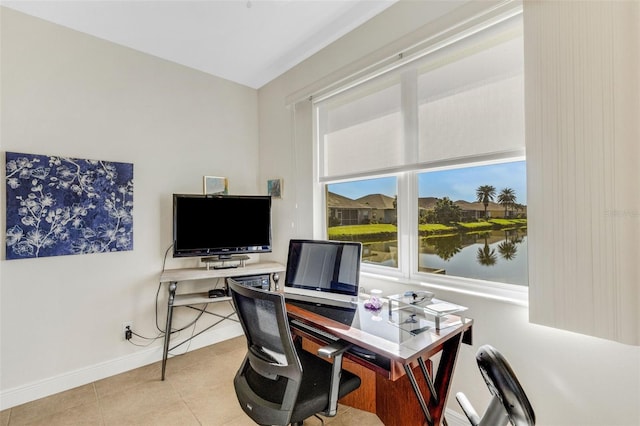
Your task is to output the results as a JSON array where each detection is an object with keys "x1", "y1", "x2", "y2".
[
  {"x1": 228, "y1": 279, "x2": 361, "y2": 426},
  {"x1": 456, "y1": 344, "x2": 535, "y2": 426}
]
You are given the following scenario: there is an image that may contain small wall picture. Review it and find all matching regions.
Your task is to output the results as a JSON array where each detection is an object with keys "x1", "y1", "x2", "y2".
[
  {"x1": 267, "y1": 178, "x2": 282, "y2": 198},
  {"x1": 203, "y1": 176, "x2": 228, "y2": 195}
]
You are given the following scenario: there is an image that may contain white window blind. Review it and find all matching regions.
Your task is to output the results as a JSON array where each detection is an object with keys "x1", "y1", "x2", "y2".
[
  {"x1": 319, "y1": 77, "x2": 403, "y2": 180},
  {"x1": 317, "y1": 14, "x2": 525, "y2": 181},
  {"x1": 418, "y1": 27, "x2": 524, "y2": 164}
]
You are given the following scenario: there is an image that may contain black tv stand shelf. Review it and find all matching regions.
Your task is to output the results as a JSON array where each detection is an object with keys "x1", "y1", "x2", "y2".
[{"x1": 159, "y1": 261, "x2": 285, "y2": 380}]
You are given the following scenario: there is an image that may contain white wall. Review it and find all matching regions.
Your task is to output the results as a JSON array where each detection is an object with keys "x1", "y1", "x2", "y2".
[
  {"x1": 258, "y1": 1, "x2": 640, "y2": 425},
  {"x1": 0, "y1": 7, "x2": 257, "y2": 407}
]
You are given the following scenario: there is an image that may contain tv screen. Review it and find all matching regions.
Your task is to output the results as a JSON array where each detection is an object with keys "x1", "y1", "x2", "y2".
[{"x1": 172, "y1": 194, "x2": 272, "y2": 258}]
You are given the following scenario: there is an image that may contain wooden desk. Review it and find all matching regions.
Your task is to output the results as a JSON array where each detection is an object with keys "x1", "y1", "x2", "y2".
[{"x1": 286, "y1": 298, "x2": 472, "y2": 426}]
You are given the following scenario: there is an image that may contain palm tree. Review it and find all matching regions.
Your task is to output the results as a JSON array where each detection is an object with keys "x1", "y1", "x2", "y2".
[
  {"x1": 475, "y1": 185, "x2": 496, "y2": 219},
  {"x1": 498, "y1": 188, "x2": 517, "y2": 218},
  {"x1": 498, "y1": 240, "x2": 518, "y2": 260},
  {"x1": 476, "y1": 235, "x2": 498, "y2": 266},
  {"x1": 430, "y1": 234, "x2": 463, "y2": 261}
]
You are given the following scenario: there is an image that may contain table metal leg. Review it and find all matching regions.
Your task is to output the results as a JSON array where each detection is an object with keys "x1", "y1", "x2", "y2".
[
  {"x1": 161, "y1": 281, "x2": 177, "y2": 381},
  {"x1": 418, "y1": 356, "x2": 438, "y2": 404}
]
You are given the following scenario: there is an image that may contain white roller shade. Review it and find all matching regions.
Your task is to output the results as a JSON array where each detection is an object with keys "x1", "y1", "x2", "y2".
[
  {"x1": 317, "y1": 14, "x2": 525, "y2": 181},
  {"x1": 418, "y1": 31, "x2": 525, "y2": 163},
  {"x1": 319, "y1": 78, "x2": 403, "y2": 179}
]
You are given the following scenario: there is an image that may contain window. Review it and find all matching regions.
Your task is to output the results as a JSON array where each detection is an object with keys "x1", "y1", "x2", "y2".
[
  {"x1": 316, "y1": 13, "x2": 526, "y2": 289},
  {"x1": 327, "y1": 177, "x2": 398, "y2": 268},
  {"x1": 417, "y1": 161, "x2": 527, "y2": 286}
]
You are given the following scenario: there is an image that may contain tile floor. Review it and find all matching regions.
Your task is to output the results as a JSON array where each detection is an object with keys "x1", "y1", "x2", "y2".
[{"x1": 1, "y1": 336, "x2": 383, "y2": 426}]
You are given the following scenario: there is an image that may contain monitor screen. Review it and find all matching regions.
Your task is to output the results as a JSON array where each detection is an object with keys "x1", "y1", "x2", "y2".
[
  {"x1": 172, "y1": 194, "x2": 272, "y2": 258},
  {"x1": 284, "y1": 239, "x2": 362, "y2": 297}
]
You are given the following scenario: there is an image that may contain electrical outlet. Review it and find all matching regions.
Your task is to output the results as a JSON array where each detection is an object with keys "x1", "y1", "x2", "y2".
[{"x1": 122, "y1": 321, "x2": 133, "y2": 341}]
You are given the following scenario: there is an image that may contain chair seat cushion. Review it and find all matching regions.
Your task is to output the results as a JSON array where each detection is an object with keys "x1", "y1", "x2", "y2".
[
  {"x1": 244, "y1": 347, "x2": 360, "y2": 424},
  {"x1": 290, "y1": 349, "x2": 361, "y2": 423}
]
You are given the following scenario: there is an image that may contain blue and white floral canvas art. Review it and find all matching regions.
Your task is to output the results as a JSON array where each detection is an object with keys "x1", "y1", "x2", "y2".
[{"x1": 5, "y1": 152, "x2": 134, "y2": 260}]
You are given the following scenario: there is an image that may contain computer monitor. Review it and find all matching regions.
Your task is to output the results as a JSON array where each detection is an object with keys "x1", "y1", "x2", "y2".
[{"x1": 284, "y1": 239, "x2": 362, "y2": 303}]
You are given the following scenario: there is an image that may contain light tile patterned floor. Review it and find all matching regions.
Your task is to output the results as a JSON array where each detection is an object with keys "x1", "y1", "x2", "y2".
[{"x1": 1, "y1": 336, "x2": 383, "y2": 425}]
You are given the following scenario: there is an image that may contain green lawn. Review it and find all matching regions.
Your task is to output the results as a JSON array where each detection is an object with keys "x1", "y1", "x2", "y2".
[
  {"x1": 329, "y1": 218, "x2": 527, "y2": 240},
  {"x1": 456, "y1": 221, "x2": 493, "y2": 230},
  {"x1": 488, "y1": 218, "x2": 528, "y2": 226},
  {"x1": 418, "y1": 223, "x2": 456, "y2": 233},
  {"x1": 328, "y1": 224, "x2": 396, "y2": 239}
]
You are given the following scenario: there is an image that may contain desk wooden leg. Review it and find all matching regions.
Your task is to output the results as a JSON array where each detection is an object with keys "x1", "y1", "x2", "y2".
[
  {"x1": 404, "y1": 363, "x2": 434, "y2": 426},
  {"x1": 432, "y1": 333, "x2": 464, "y2": 424},
  {"x1": 376, "y1": 362, "x2": 433, "y2": 426},
  {"x1": 161, "y1": 281, "x2": 177, "y2": 380},
  {"x1": 399, "y1": 333, "x2": 464, "y2": 426}
]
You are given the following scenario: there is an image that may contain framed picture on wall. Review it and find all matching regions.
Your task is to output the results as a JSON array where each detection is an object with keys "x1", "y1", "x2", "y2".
[
  {"x1": 267, "y1": 178, "x2": 282, "y2": 198},
  {"x1": 203, "y1": 176, "x2": 228, "y2": 195},
  {"x1": 5, "y1": 151, "x2": 134, "y2": 260}
]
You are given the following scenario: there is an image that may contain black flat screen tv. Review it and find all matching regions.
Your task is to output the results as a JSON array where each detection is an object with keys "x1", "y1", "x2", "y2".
[{"x1": 172, "y1": 194, "x2": 272, "y2": 258}]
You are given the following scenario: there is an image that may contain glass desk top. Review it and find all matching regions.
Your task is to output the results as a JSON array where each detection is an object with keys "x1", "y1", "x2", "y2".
[
  {"x1": 284, "y1": 293, "x2": 471, "y2": 365},
  {"x1": 386, "y1": 292, "x2": 468, "y2": 329}
]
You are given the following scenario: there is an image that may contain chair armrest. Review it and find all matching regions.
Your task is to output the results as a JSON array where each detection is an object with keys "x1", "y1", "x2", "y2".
[
  {"x1": 456, "y1": 392, "x2": 480, "y2": 426},
  {"x1": 317, "y1": 340, "x2": 352, "y2": 359},
  {"x1": 317, "y1": 340, "x2": 352, "y2": 417}
]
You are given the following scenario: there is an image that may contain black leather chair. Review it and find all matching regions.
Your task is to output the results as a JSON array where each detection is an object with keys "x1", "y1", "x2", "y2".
[
  {"x1": 456, "y1": 344, "x2": 535, "y2": 426},
  {"x1": 228, "y1": 279, "x2": 361, "y2": 425}
]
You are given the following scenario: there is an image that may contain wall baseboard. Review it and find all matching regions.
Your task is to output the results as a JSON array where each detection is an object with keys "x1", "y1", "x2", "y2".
[{"x1": 0, "y1": 324, "x2": 243, "y2": 411}]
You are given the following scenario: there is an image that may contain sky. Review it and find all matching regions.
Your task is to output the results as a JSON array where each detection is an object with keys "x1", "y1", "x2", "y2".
[{"x1": 328, "y1": 161, "x2": 527, "y2": 204}]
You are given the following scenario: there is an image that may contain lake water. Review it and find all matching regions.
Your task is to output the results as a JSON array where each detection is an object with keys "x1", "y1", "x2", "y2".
[{"x1": 419, "y1": 233, "x2": 528, "y2": 286}]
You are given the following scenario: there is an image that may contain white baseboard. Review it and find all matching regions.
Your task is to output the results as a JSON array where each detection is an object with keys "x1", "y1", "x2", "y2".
[{"x1": 0, "y1": 324, "x2": 243, "y2": 411}]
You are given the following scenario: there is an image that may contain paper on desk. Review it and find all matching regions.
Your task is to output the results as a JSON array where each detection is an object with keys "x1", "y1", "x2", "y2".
[{"x1": 427, "y1": 302, "x2": 461, "y2": 313}]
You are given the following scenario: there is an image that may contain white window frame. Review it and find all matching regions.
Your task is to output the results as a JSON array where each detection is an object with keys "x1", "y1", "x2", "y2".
[
  {"x1": 316, "y1": 161, "x2": 529, "y2": 304},
  {"x1": 311, "y1": 8, "x2": 529, "y2": 305}
]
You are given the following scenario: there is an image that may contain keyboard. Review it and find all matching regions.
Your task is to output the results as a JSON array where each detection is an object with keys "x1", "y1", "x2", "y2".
[
  {"x1": 284, "y1": 292, "x2": 356, "y2": 309},
  {"x1": 290, "y1": 319, "x2": 339, "y2": 342},
  {"x1": 290, "y1": 319, "x2": 380, "y2": 363}
]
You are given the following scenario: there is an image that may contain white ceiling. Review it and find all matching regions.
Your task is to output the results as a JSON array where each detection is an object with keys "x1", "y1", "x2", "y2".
[{"x1": 1, "y1": 0, "x2": 397, "y2": 89}]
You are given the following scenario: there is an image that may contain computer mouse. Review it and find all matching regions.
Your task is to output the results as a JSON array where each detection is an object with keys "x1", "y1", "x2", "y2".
[{"x1": 208, "y1": 289, "x2": 227, "y2": 298}]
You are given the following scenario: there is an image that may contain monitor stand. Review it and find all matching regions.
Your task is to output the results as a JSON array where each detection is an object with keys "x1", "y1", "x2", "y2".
[{"x1": 202, "y1": 255, "x2": 250, "y2": 270}]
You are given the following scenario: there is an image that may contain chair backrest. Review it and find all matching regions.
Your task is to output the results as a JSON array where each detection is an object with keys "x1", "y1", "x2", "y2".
[
  {"x1": 476, "y1": 344, "x2": 535, "y2": 426},
  {"x1": 228, "y1": 279, "x2": 303, "y2": 425}
]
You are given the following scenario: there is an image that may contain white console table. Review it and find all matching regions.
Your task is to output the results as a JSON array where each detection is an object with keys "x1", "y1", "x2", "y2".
[{"x1": 159, "y1": 261, "x2": 285, "y2": 379}]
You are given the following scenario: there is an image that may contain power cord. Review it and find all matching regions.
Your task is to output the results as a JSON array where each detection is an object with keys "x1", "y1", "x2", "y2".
[
  {"x1": 144, "y1": 242, "x2": 226, "y2": 356},
  {"x1": 125, "y1": 328, "x2": 165, "y2": 347}
]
